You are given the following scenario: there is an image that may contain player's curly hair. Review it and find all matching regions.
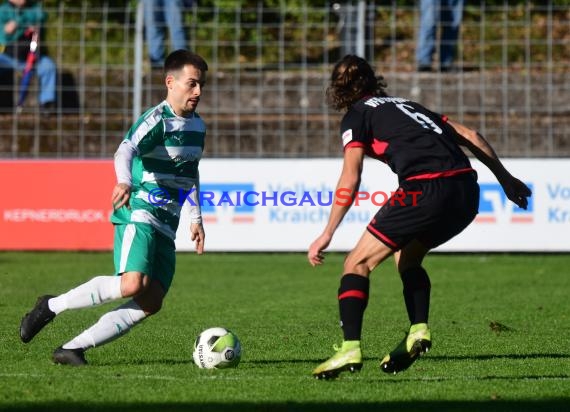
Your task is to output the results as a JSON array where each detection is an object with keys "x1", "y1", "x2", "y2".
[{"x1": 326, "y1": 55, "x2": 388, "y2": 111}]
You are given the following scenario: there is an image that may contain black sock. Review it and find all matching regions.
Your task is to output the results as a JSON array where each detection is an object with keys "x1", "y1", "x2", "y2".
[
  {"x1": 338, "y1": 274, "x2": 370, "y2": 341},
  {"x1": 401, "y1": 267, "x2": 431, "y2": 325}
]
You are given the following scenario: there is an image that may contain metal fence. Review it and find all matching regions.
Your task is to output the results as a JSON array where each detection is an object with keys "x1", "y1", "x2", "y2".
[{"x1": 0, "y1": 1, "x2": 568, "y2": 158}]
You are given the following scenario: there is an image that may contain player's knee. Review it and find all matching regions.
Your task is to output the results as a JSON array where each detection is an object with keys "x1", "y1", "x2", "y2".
[
  {"x1": 134, "y1": 280, "x2": 165, "y2": 315},
  {"x1": 120, "y1": 272, "x2": 150, "y2": 297},
  {"x1": 343, "y1": 255, "x2": 375, "y2": 276}
]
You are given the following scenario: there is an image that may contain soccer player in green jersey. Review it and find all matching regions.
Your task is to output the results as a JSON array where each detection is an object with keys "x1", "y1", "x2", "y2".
[{"x1": 19, "y1": 49, "x2": 208, "y2": 366}]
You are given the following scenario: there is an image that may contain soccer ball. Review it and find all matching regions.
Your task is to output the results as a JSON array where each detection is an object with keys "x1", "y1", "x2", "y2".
[{"x1": 192, "y1": 327, "x2": 242, "y2": 369}]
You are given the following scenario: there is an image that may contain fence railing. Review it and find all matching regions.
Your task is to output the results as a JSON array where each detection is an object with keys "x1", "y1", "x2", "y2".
[{"x1": 0, "y1": 1, "x2": 568, "y2": 158}]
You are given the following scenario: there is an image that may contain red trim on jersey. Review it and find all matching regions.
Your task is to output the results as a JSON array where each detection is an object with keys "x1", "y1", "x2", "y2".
[
  {"x1": 344, "y1": 141, "x2": 365, "y2": 151},
  {"x1": 442, "y1": 114, "x2": 449, "y2": 122},
  {"x1": 367, "y1": 225, "x2": 398, "y2": 249},
  {"x1": 371, "y1": 139, "x2": 388, "y2": 156},
  {"x1": 405, "y1": 167, "x2": 474, "y2": 181},
  {"x1": 338, "y1": 290, "x2": 368, "y2": 301}
]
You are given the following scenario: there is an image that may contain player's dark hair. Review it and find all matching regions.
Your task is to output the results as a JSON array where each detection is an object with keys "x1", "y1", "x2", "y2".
[
  {"x1": 326, "y1": 55, "x2": 388, "y2": 111},
  {"x1": 164, "y1": 49, "x2": 208, "y2": 74}
]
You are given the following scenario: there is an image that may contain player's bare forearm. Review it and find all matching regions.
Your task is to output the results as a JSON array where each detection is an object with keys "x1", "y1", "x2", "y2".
[
  {"x1": 308, "y1": 180, "x2": 355, "y2": 266},
  {"x1": 324, "y1": 183, "x2": 357, "y2": 236},
  {"x1": 307, "y1": 147, "x2": 363, "y2": 266}
]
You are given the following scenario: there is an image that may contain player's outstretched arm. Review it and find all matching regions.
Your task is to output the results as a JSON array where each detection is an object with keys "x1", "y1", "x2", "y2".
[
  {"x1": 448, "y1": 120, "x2": 532, "y2": 209},
  {"x1": 307, "y1": 147, "x2": 364, "y2": 266}
]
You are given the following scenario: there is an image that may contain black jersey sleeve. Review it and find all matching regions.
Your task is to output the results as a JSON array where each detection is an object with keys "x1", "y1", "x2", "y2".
[{"x1": 340, "y1": 108, "x2": 370, "y2": 150}]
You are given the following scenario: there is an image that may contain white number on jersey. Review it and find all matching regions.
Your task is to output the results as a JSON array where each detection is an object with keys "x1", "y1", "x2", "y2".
[{"x1": 395, "y1": 103, "x2": 443, "y2": 134}]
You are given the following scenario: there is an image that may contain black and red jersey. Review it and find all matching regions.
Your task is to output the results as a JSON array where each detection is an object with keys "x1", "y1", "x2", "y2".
[{"x1": 341, "y1": 95, "x2": 474, "y2": 182}]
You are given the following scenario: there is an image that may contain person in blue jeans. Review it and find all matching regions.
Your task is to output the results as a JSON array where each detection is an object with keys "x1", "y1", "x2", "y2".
[
  {"x1": 416, "y1": 0, "x2": 464, "y2": 72},
  {"x1": 143, "y1": 0, "x2": 192, "y2": 68},
  {"x1": 0, "y1": 0, "x2": 56, "y2": 112}
]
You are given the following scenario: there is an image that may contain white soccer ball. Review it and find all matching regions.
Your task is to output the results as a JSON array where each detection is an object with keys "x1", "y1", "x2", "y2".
[{"x1": 192, "y1": 327, "x2": 242, "y2": 369}]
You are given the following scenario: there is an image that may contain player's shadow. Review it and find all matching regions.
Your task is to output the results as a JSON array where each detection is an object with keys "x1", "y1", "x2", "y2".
[
  {"x1": 190, "y1": 353, "x2": 570, "y2": 366},
  {"x1": 97, "y1": 358, "x2": 319, "y2": 367},
  {"x1": 427, "y1": 353, "x2": 570, "y2": 361},
  {"x1": 96, "y1": 358, "x2": 194, "y2": 366},
  {"x1": 7, "y1": 400, "x2": 570, "y2": 412},
  {"x1": 245, "y1": 358, "x2": 326, "y2": 365},
  {"x1": 88, "y1": 352, "x2": 570, "y2": 368}
]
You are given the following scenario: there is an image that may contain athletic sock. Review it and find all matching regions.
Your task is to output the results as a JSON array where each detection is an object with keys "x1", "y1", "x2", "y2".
[
  {"x1": 401, "y1": 267, "x2": 431, "y2": 325},
  {"x1": 340, "y1": 340, "x2": 361, "y2": 351},
  {"x1": 62, "y1": 300, "x2": 146, "y2": 350},
  {"x1": 48, "y1": 276, "x2": 123, "y2": 315},
  {"x1": 338, "y1": 273, "x2": 370, "y2": 341},
  {"x1": 409, "y1": 323, "x2": 429, "y2": 335}
]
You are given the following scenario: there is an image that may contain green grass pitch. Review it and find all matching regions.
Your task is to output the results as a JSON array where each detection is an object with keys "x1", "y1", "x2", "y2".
[{"x1": 0, "y1": 252, "x2": 569, "y2": 412}]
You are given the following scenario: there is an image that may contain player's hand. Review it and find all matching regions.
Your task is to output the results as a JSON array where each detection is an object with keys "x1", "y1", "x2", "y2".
[
  {"x1": 190, "y1": 222, "x2": 205, "y2": 254},
  {"x1": 111, "y1": 183, "x2": 131, "y2": 210},
  {"x1": 4, "y1": 21, "x2": 17, "y2": 35},
  {"x1": 501, "y1": 176, "x2": 532, "y2": 210},
  {"x1": 308, "y1": 233, "x2": 332, "y2": 267}
]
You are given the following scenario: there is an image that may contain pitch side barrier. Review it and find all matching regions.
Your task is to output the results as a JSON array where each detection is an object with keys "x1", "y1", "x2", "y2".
[{"x1": 0, "y1": 159, "x2": 567, "y2": 251}]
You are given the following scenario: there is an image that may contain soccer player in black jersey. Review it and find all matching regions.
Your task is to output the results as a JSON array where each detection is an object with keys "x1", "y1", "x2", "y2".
[{"x1": 308, "y1": 55, "x2": 532, "y2": 380}]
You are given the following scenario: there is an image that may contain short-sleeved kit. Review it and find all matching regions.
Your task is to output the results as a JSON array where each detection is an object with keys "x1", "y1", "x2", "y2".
[
  {"x1": 341, "y1": 96, "x2": 479, "y2": 250},
  {"x1": 112, "y1": 101, "x2": 205, "y2": 291}
]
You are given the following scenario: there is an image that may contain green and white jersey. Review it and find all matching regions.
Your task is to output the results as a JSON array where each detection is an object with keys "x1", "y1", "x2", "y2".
[{"x1": 111, "y1": 100, "x2": 205, "y2": 239}]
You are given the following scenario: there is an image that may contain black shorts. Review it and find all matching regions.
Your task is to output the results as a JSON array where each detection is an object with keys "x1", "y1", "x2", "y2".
[{"x1": 367, "y1": 172, "x2": 479, "y2": 250}]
